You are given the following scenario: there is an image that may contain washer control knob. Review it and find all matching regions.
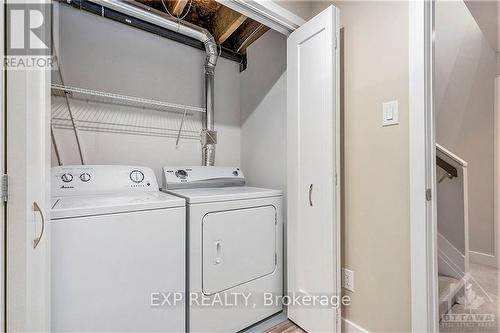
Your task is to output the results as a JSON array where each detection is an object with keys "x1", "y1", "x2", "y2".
[
  {"x1": 129, "y1": 170, "x2": 144, "y2": 183},
  {"x1": 61, "y1": 173, "x2": 73, "y2": 183},
  {"x1": 175, "y1": 169, "x2": 188, "y2": 179},
  {"x1": 79, "y1": 173, "x2": 91, "y2": 182}
]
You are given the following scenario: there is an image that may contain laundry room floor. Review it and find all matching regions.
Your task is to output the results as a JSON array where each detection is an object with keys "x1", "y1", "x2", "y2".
[
  {"x1": 240, "y1": 312, "x2": 304, "y2": 333},
  {"x1": 264, "y1": 320, "x2": 305, "y2": 333}
]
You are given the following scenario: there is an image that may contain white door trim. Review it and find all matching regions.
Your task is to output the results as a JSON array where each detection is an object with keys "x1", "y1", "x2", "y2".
[
  {"x1": 409, "y1": 0, "x2": 439, "y2": 331},
  {"x1": 216, "y1": 0, "x2": 305, "y2": 35},
  {"x1": 0, "y1": 2, "x2": 5, "y2": 331},
  {"x1": 494, "y1": 76, "x2": 500, "y2": 268}
]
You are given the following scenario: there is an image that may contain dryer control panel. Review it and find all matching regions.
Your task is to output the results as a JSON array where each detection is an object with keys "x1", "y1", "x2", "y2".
[
  {"x1": 163, "y1": 166, "x2": 245, "y2": 189},
  {"x1": 52, "y1": 165, "x2": 159, "y2": 197}
]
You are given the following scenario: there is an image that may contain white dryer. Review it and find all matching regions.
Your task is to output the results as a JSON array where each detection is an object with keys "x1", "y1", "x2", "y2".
[
  {"x1": 163, "y1": 166, "x2": 283, "y2": 333},
  {"x1": 51, "y1": 165, "x2": 186, "y2": 332}
]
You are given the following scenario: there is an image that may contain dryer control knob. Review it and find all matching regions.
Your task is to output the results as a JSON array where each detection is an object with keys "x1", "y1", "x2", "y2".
[
  {"x1": 80, "y1": 173, "x2": 91, "y2": 182},
  {"x1": 175, "y1": 169, "x2": 188, "y2": 179},
  {"x1": 61, "y1": 173, "x2": 73, "y2": 183}
]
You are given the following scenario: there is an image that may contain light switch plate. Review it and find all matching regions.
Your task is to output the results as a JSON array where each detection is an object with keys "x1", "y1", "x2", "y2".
[
  {"x1": 382, "y1": 100, "x2": 399, "y2": 126},
  {"x1": 342, "y1": 268, "x2": 355, "y2": 292}
]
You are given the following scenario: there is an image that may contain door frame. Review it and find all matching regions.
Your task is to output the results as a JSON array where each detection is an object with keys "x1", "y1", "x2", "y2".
[
  {"x1": 409, "y1": 0, "x2": 439, "y2": 331},
  {"x1": 495, "y1": 76, "x2": 500, "y2": 268},
  {"x1": 1, "y1": 2, "x2": 5, "y2": 331},
  {"x1": 216, "y1": 0, "x2": 305, "y2": 36}
]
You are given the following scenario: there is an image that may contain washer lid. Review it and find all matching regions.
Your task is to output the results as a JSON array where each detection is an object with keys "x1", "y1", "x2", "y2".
[
  {"x1": 51, "y1": 191, "x2": 185, "y2": 219},
  {"x1": 166, "y1": 186, "x2": 282, "y2": 204}
]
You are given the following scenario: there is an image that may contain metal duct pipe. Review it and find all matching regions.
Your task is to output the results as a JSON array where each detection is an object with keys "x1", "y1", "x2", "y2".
[
  {"x1": 90, "y1": 0, "x2": 218, "y2": 165},
  {"x1": 202, "y1": 71, "x2": 216, "y2": 165}
]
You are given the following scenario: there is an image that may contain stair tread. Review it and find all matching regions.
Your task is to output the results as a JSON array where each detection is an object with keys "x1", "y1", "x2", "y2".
[{"x1": 439, "y1": 275, "x2": 460, "y2": 302}]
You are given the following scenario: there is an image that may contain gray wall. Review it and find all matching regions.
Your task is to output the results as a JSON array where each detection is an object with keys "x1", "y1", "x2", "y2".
[
  {"x1": 53, "y1": 4, "x2": 241, "y2": 181},
  {"x1": 435, "y1": 0, "x2": 497, "y2": 255},
  {"x1": 240, "y1": 30, "x2": 287, "y2": 192}
]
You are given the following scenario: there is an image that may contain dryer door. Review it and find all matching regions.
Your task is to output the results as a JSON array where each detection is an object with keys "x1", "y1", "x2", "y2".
[{"x1": 202, "y1": 205, "x2": 276, "y2": 295}]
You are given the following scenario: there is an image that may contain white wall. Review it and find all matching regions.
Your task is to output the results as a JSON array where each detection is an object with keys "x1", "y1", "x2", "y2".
[
  {"x1": 53, "y1": 5, "x2": 241, "y2": 181},
  {"x1": 272, "y1": 1, "x2": 312, "y2": 21},
  {"x1": 240, "y1": 30, "x2": 287, "y2": 192},
  {"x1": 435, "y1": 0, "x2": 497, "y2": 256},
  {"x1": 464, "y1": 0, "x2": 499, "y2": 52}
]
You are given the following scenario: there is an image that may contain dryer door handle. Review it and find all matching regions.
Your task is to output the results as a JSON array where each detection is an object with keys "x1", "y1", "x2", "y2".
[
  {"x1": 214, "y1": 240, "x2": 222, "y2": 265},
  {"x1": 308, "y1": 184, "x2": 314, "y2": 207}
]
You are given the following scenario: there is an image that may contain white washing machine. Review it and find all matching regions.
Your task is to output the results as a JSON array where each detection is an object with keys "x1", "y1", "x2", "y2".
[
  {"x1": 162, "y1": 166, "x2": 283, "y2": 333},
  {"x1": 51, "y1": 165, "x2": 186, "y2": 332}
]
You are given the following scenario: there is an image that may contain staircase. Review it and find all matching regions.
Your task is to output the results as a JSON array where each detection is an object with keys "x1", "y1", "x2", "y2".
[
  {"x1": 438, "y1": 275, "x2": 465, "y2": 318},
  {"x1": 436, "y1": 145, "x2": 470, "y2": 319}
]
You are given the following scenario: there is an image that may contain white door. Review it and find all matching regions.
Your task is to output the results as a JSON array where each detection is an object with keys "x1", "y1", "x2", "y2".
[
  {"x1": 5, "y1": 2, "x2": 51, "y2": 331},
  {"x1": 287, "y1": 6, "x2": 340, "y2": 333},
  {"x1": 0, "y1": 3, "x2": 5, "y2": 330}
]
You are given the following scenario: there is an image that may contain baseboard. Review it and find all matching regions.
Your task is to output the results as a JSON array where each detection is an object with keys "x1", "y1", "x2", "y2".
[
  {"x1": 342, "y1": 318, "x2": 369, "y2": 333},
  {"x1": 469, "y1": 250, "x2": 497, "y2": 267}
]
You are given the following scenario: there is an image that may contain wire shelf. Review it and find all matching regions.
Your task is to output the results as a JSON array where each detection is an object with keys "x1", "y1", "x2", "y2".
[
  {"x1": 51, "y1": 95, "x2": 203, "y2": 140},
  {"x1": 51, "y1": 84, "x2": 206, "y2": 114}
]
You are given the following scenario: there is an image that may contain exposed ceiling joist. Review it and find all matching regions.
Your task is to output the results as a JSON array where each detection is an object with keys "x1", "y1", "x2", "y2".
[
  {"x1": 234, "y1": 20, "x2": 270, "y2": 53},
  {"x1": 213, "y1": 6, "x2": 246, "y2": 44},
  {"x1": 135, "y1": 0, "x2": 270, "y2": 55},
  {"x1": 167, "y1": 0, "x2": 189, "y2": 16}
]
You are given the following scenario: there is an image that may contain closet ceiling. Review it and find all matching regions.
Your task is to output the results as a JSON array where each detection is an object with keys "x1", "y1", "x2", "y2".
[{"x1": 136, "y1": 0, "x2": 270, "y2": 53}]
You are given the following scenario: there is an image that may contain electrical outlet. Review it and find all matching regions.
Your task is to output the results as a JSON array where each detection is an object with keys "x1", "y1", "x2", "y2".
[{"x1": 342, "y1": 268, "x2": 355, "y2": 292}]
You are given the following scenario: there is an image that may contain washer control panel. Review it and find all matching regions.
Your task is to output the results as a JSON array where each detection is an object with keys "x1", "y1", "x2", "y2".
[
  {"x1": 52, "y1": 165, "x2": 159, "y2": 197},
  {"x1": 163, "y1": 166, "x2": 245, "y2": 189}
]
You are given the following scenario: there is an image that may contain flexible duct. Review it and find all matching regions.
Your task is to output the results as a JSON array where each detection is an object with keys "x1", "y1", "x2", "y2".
[{"x1": 89, "y1": 0, "x2": 218, "y2": 165}]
